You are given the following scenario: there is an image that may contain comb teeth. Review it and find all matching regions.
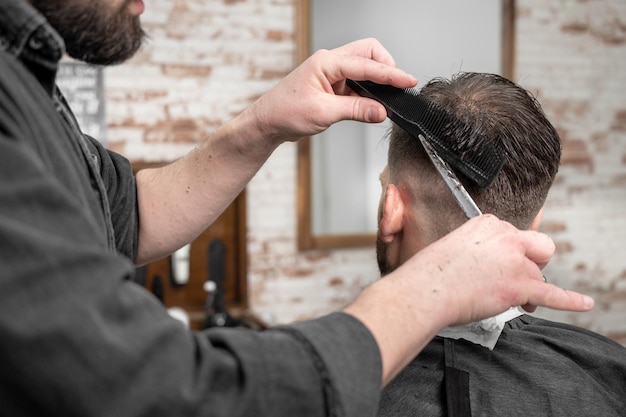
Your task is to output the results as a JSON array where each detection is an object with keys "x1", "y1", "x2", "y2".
[{"x1": 346, "y1": 79, "x2": 506, "y2": 188}]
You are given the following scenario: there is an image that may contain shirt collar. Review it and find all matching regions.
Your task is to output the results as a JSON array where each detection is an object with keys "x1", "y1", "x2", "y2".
[
  {"x1": 0, "y1": 0, "x2": 65, "y2": 95},
  {"x1": 437, "y1": 307, "x2": 524, "y2": 350}
]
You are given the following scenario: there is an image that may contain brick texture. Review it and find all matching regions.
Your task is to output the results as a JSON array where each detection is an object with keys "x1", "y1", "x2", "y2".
[
  {"x1": 515, "y1": 0, "x2": 626, "y2": 345},
  {"x1": 105, "y1": 0, "x2": 626, "y2": 345}
]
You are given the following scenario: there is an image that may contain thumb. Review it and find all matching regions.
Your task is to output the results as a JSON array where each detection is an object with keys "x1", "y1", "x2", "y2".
[
  {"x1": 335, "y1": 96, "x2": 388, "y2": 124},
  {"x1": 519, "y1": 230, "x2": 555, "y2": 270}
]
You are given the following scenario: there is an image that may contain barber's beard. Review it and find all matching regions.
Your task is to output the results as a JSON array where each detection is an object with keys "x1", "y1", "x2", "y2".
[
  {"x1": 376, "y1": 236, "x2": 395, "y2": 277},
  {"x1": 32, "y1": 0, "x2": 146, "y2": 65}
]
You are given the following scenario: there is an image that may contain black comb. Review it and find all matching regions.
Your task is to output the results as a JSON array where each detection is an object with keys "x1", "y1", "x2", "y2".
[{"x1": 346, "y1": 79, "x2": 506, "y2": 188}]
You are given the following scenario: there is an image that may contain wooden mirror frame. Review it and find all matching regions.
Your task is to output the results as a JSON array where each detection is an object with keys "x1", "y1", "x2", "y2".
[{"x1": 296, "y1": 0, "x2": 516, "y2": 251}]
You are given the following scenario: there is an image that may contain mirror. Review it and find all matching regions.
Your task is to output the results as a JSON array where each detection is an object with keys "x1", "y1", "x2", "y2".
[{"x1": 297, "y1": 0, "x2": 515, "y2": 250}]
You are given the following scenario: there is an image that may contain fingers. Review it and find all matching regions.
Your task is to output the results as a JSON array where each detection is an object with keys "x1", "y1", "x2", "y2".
[
  {"x1": 328, "y1": 53, "x2": 417, "y2": 89},
  {"x1": 492, "y1": 221, "x2": 594, "y2": 313},
  {"x1": 311, "y1": 39, "x2": 417, "y2": 124},
  {"x1": 285, "y1": 43, "x2": 417, "y2": 128},
  {"x1": 331, "y1": 37, "x2": 397, "y2": 67},
  {"x1": 504, "y1": 221, "x2": 594, "y2": 312},
  {"x1": 313, "y1": 39, "x2": 417, "y2": 89},
  {"x1": 433, "y1": 215, "x2": 594, "y2": 325},
  {"x1": 521, "y1": 281, "x2": 595, "y2": 313},
  {"x1": 250, "y1": 38, "x2": 417, "y2": 140}
]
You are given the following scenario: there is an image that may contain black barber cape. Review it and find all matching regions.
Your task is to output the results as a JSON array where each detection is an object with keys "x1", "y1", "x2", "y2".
[
  {"x1": 378, "y1": 314, "x2": 626, "y2": 416},
  {"x1": 0, "y1": 1, "x2": 382, "y2": 416}
]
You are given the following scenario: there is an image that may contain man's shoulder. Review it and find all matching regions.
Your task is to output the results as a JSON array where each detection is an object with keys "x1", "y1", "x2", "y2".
[
  {"x1": 504, "y1": 313, "x2": 625, "y2": 350},
  {"x1": 380, "y1": 317, "x2": 626, "y2": 417}
]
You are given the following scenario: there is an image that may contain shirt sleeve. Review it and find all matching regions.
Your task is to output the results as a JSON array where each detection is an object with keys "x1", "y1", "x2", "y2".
[{"x1": 84, "y1": 135, "x2": 139, "y2": 261}]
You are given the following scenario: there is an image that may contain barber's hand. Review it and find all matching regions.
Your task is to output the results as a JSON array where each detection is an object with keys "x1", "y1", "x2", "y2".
[
  {"x1": 400, "y1": 214, "x2": 594, "y2": 327},
  {"x1": 243, "y1": 37, "x2": 417, "y2": 144}
]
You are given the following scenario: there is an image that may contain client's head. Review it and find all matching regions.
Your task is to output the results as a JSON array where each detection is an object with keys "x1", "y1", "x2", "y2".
[{"x1": 376, "y1": 72, "x2": 561, "y2": 276}]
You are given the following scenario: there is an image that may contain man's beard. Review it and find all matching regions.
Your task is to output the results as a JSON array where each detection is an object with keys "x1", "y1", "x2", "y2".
[
  {"x1": 31, "y1": 0, "x2": 146, "y2": 66},
  {"x1": 376, "y1": 236, "x2": 395, "y2": 277}
]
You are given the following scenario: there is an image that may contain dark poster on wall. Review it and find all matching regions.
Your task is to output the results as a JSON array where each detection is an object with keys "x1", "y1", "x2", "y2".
[{"x1": 56, "y1": 61, "x2": 106, "y2": 144}]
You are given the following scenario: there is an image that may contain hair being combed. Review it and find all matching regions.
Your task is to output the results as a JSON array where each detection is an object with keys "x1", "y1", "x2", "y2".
[{"x1": 388, "y1": 72, "x2": 561, "y2": 230}]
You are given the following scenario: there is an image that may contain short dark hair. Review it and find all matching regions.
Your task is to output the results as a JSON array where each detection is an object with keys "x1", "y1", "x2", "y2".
[{"x1": 388, "y1": 72, "x2": 561, "y2": 229}]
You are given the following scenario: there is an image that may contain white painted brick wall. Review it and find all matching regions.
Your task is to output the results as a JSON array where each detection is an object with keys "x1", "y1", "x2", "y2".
[{"x1": 515, "y1": 0, "x2": 626, "y2": 344}]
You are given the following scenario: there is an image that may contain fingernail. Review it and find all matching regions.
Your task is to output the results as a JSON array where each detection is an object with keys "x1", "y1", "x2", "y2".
[{"x1": 583, "y1": 295, "x2": 595, "y2": 309}]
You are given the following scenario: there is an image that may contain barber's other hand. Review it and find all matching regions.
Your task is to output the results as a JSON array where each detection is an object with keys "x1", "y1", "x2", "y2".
[
  {"x1": 243, "y1": 38, "x2": 417, "y2": 144},
  {"x1": 343, "y1": 214, "x2": 594, "y2": 385},
  {"x1": 407, "y1": 214, "x2": 594, "y2": 327}
]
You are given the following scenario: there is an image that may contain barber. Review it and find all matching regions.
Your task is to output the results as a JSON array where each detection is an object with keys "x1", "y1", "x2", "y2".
[{"x1": 0, "y1": 0, "x2": 593, "y2": 415}]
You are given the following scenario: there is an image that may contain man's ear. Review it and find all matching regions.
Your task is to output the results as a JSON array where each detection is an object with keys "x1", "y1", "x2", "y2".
[
  {"x1": 529, "y1": 208, "x2": 544, "y2": 231},
  {"x1": 379, "y1": 184, "x2": 405, "y2": 243}
]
